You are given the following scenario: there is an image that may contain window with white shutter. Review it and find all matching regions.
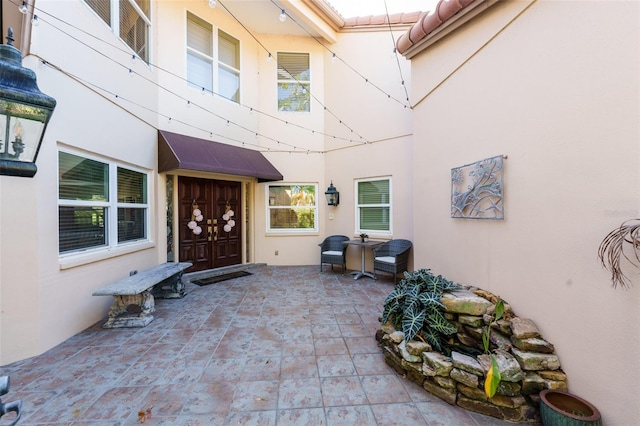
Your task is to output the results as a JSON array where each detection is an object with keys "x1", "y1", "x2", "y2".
[
  {"x1": 277, "y1": 52, "x2": 310, "y2": 112},
  {"x1": 356, "y1": 177, "x2": 392, "y2": 235}
]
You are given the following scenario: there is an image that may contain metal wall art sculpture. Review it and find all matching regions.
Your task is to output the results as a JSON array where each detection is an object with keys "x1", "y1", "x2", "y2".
[{"x1": 451, "y1": 155, "x2": 504, "y2": 219}]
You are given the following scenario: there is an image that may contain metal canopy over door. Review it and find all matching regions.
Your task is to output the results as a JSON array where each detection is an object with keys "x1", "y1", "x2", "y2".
[{"x1": 178, "y1": 176, "x2": 242, "y2": 272}]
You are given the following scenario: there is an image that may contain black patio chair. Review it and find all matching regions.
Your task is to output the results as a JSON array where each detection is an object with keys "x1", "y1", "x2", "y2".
[
  {"x1": 319, "y1": 235, "x2": 350, "y2": 274},
  {"x1": 372, "y1": 239, "x2": 412, "y2": 282}
]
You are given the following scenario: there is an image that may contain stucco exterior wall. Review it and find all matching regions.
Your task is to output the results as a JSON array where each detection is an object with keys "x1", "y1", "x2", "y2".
[
  {"x1": 0, "y1": 0, "x2": 161, "y2": 364},
  {"x1": 409, "y1": 0, "x2": 639, "y2": 423},
  {"x1": 321, "y1": 27, "x2": 415, "y2": 270}
]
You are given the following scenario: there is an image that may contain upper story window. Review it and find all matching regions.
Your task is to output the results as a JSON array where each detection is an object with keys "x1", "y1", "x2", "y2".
[
  {"x1": 58, "y1": 151, "x2": 149, "y2": 254},
  {"x1": 277, "y1": 52, "x2": 310, "y2": 112},
  {"x1": 356, "y1": 177, "x2": 392, "y2": 235},
  {"x1": 218, "y1": 30, "x2": 240, "y2": 102},
  {"x1": 84, "y1": 0, "x2": 150, "y2": 62},
  {"x1": 267, "y1": 184, "x2": 318, "y2": 233},
  {"x1": 187, "y1": 12, "x2": 240, "y2": 103}
]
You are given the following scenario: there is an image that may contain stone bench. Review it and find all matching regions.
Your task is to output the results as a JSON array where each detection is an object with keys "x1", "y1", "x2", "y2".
[{"x1": 92, "y1": 262, "x2": 192, "y2": 328}]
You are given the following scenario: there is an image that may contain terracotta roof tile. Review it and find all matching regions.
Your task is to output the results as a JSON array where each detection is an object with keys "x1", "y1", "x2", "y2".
[
  {"x1": 343, "y1": 11, "x2": 424, "y2": 28},
  {"x1": 397, "y1": 0, "x2": 476, "y2": 54}
]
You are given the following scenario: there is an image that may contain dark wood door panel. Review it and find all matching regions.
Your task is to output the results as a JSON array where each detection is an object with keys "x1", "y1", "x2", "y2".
[{"x1": 178, "y1": 177, "x2": 242, "y2": 272}]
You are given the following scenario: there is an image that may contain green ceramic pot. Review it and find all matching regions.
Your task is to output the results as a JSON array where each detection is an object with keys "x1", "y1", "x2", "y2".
[{"x1": 540, "y1": 389, "x2": 602, "y2": 426}]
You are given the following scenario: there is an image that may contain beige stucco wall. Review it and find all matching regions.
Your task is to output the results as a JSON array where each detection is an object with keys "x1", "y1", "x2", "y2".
[
  {"x1": 320, "y1": 27, "x2": 415, "y2": 270},
  {"x1": 409, "y1": 0, "x2": 639, "y2": 423},
  {"x1": 0, "y1": 0, "x2": 162, "y2": 364}
]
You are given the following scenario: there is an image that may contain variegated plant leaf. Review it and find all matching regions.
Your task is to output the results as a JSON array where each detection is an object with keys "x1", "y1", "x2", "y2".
[
  {"x1": 402, "y1": 305, "x2": 426, "y2": 341},
  {"x1": 418, "y1": 291, "x2": 445, "y2": 309},
  {"x1": 428, "y1": 309, "x2": 457, "y2": 335}
]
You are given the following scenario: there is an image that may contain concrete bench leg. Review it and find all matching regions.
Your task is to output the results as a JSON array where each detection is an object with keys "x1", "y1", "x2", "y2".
[
  {"x1": 152, "y1": 272, "x2": 186, "y2": 299},
  {"x1": 103, "y1": 290, "x2": 155, "y2": 328}
]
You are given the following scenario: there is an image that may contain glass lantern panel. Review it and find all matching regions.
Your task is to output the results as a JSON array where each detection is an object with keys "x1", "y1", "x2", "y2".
[{"x1": 0, "y1": 100, "x2": 48, "y2": 162}]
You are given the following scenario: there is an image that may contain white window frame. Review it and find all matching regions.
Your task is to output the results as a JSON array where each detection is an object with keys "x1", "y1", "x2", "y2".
[
  {"x1": 58, "y1": 149, "x2": 151, "y2": 258},
  {"x1": 186, "y1": 12, "x2": 241, "y2": 103},
  {"x1": 83, "y1": 0, "x2": 151, "y2": 63},
  {"x1": 355, "y1": 177, "x2": 392, "y2": 237},
  {"x1": 266, "y1": 183, "x2": 319, "y2": 234},
  {"x1": 277, "y1": 52, "x2": 311, "y2": 112}
]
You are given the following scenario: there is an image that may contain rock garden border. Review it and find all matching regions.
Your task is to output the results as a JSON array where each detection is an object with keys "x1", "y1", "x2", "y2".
[{"x1": 376, "y1": 277, "x2": 569, "y2": 424}]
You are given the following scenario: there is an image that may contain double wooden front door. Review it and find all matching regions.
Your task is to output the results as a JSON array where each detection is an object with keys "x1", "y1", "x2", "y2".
[{"x1": 178, "y1": 177, "x2": 242, "y2": 272}]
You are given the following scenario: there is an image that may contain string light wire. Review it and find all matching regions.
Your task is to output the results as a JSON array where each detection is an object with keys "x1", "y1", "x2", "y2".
[
  {"x1": 13, "y1": 0, "x2": 412, "y2": 153},
  {"x1": 217, "y1": 0, "x2": 368, "y2": 144},
  {"x1": 270, "y1": 0, "x2": 411, "y2": 110},
  {"x1": 383, "y1": 0, "x2": 411, "y2": 106}
]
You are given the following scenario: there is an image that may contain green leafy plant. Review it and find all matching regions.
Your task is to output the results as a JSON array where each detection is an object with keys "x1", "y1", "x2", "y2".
[
  {"x1": 382, "y1": 269, "x2": 460, "y2": 351},
  {"x1": 483, "y1": 299, "x2": 504, "y2": 398}
]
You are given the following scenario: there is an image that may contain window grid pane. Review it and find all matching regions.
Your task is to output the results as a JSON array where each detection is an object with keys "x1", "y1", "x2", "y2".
[
  {"x1": 84, "y1": 0, "x2": 111, "y2": 25},
  {"x1": 59, "y1": 206, "x2": 107, "y2": 253},
  {"x1": 187, "y1": 52, "x2": 214, "y2": 91},
  {"x1": 278, "y1": 82, "x2": 310, "y2": 112},
  {"x1": 120, "y1": 0, "x2": 149, "y2": 62},
  {"x1": 277, "y1": 52, "x2": 310, "y2": 81},
  {"x1": 59, "y1": 152, "x2": 108, "y2": 201},
  {"x1": 218, "y1": 31, "x2": 239, "y2": 68},
  {"x1": 269, "y1": 208, "x2": 315, "y2": 229},
  {"x1": 117, "y1": 167, "x2": 147, "y2": 203},
  {"x1": 118, "y1": 207, "x2": 146, "y2": 242},
  {"x1": 218, "y1": 30, "x2": 240, "y2": 102},
  {"x1": 267, "y1": 185, "x2": 317, "y2": 231},
  {"x1": 133, "y1": 0, "x2": 150, "y2": 19},
  {"x1": 360, "y1": 207, "x2": 390, "y2": 231},
  {"x1": 187, "y1": 13, "x2": 213, "y2": 54},
  {"x1": 358, "y1": 180, "x2": 390, "y2": 204},
  {"x1": 218, "y1": 66, "x2": 240, "y2": 102},
  {"x1": 277, "y1": 53, "x2": 310, "y2": 112},
  {"x1": 357, "y1": 179, "x2": 391, "y2": 233}
]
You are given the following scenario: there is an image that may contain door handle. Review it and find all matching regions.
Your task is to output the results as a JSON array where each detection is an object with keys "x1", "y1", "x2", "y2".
[
  {"x1": 213, "y1": 226, "x2": 218, "y2": 241},
  {"x1": 208, "y1": 226, "x2": 213, "y2": 241}
]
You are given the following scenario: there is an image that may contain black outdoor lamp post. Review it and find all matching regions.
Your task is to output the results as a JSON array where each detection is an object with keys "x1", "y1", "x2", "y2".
[
  {"x1": 324, "y1": 181, "x2": 339, "y2": 206},
  {"x1": 0, "y1": 28, "x2": 56, "y2": 177}
]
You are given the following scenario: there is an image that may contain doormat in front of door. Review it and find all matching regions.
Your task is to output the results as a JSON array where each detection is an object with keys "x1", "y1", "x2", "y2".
[{"x1": 192, "y1": 271, "x2": 252, "y2": 286}]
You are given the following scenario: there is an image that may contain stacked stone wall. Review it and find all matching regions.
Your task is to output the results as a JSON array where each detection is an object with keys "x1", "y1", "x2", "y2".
[{"x1": 377, "y1": 288, "x2": 567, "y2": 423}]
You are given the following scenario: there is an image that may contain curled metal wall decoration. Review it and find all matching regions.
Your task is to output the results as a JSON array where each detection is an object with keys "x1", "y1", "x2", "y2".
[{"x1": 451, "y1": 155, "x2": 504, "y2": 219}]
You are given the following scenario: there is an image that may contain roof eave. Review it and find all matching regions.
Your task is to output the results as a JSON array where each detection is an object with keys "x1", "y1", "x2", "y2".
[{"x1": 398, "y1": 0, "x2": 499, "y2": 59}]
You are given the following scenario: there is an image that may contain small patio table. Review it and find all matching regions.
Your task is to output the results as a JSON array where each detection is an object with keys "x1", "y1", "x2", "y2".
[{"x1": 343, "y1": 239, "x2": 383, "y2": 280}]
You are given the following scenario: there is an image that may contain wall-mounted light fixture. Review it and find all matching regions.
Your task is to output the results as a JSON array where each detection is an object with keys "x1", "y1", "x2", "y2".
[
  {"x1": 0, "y1": 28, "x2": 57, "y2": 177},
  {"x1": 324, "y1": 181, "x2": 339, "y2": 206}
]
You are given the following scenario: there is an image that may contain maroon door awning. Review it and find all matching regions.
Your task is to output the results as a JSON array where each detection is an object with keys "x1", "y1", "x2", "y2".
[{"x1": 158, "y1": 130, "x2": 283, "y2": 182}]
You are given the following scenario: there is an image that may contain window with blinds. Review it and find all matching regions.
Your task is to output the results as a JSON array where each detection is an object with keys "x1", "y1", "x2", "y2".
[
  {"x1": 83, "y1": 0, "x2": 150, "y2": 62},
  {"x1": 266, "y1": 184, "x2": 318, "y2": 232},
  {"x1": 187, "y1": 12, "x2": 214, "y2": 92},
  {"x1": 58, "y1": 151, "x2": 149, "y2": 254},
  {"x1": 277, "y1": 52, "x2": 310, "y2": 112},
  {"x1": 218, "y1": 30, "x2": 240, "y2": 102},
  {"x1": 356, "y1": 178, "x2": 392, "y2": 234},
  {"x1": 117, "y1": 167, "x2": 147, "y2": 242},
  {"x1": 186, "y1": 14, "x2": 240, "y2": 102},
  {"x1": 84, "y1": 0, "x2": 110, "y2": 25}
]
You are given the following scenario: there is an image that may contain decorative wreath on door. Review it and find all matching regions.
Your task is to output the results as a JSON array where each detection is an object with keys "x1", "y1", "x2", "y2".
[
  {"x1": 187, "y1": 200, "x2": 204, "y2": 235},
  {"x1": 222, "y1": 202, "x2": 235, "y2": 233}
]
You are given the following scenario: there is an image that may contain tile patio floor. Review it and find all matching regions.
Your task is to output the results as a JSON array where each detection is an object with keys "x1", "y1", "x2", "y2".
[{"x1": 2, "y1": 265, "x2": 517, "y2": 425}]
